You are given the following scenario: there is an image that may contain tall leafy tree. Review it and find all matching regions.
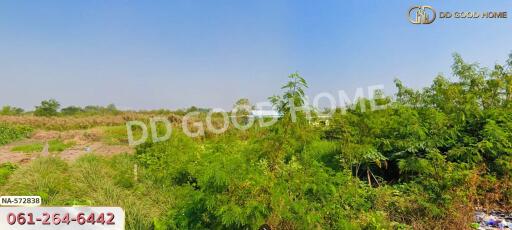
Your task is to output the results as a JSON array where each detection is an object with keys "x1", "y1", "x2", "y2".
[{"x1": 34, "y1": 99, "x2": 60, "y2": 117}]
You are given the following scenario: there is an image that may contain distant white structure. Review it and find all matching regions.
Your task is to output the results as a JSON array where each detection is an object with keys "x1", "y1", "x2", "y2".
[
  {"x1": 250, "y1": 110, "x2": 282, "y2": 118},
  {"x1": 231, "y1": 109, "x2": 330, "y2": 127}
]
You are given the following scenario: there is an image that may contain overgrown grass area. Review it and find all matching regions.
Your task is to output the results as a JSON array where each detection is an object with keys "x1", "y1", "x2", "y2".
[
  {"x1": 11, "y1": 143, "x2": 43, "y2": 153},
  {"x1": 11, "y1": 139, "x2": 75, "y2": 153},
  {"x1": 102, "y1": 125, "x2": 134, "y2": 145},
  {"x1": 0, "y1": 154, "x2": 173, "y2": 229},
  {"x1": 102, "y1": 123, "x2": 173, "y2": 145},
  {"x1": 48, "y1": 139, "x2": 76, "y2": 152}
]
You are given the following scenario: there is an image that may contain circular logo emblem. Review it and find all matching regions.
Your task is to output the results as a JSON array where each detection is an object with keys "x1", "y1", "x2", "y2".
[{"x1": 409, "y1": 6, "x2": 436, "y2": 24}]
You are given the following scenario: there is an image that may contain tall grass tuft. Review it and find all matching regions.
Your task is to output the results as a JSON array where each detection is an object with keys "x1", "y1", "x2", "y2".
[{"x1": 0, "y1": 154, "x2": 173, "y2": 230}]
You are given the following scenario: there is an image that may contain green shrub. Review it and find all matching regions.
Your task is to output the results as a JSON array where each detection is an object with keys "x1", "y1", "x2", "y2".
[{"x1": 0, "y1": 123, "x2": 32, "y2": 146}]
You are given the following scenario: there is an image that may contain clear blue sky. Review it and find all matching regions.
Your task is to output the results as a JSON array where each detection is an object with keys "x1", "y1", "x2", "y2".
[{"x1": 1, "y1": 1, "x2": 511, "y2": 110}]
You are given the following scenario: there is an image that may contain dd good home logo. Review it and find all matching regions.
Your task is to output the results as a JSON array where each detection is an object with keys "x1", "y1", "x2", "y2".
[{"x1": 409, "y1": 6, "x2": 436, "y2": 24}]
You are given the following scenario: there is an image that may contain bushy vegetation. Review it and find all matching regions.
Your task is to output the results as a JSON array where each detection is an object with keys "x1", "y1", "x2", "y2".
[
  {"x1": 1, "y1": 106, "x2": 24, "y2": 115},
  {"x1": 24, "y1": 98, "x2": 120, "y2": 117},
  {"x1": 132, "y1": 54, "x2": 512, "y2": 229},
  {"x1": 0, "y1": 123, "x2": 32, "y2": 146},
  {"x1": 173, "y1": 106, "x2": 211, "y2": 116},
  {"x1": 34, "y1": 99, "x2": 61, "y2": 117},
  {"x1": 60, "y1": 104, "x2": 120, "y2": 116}
]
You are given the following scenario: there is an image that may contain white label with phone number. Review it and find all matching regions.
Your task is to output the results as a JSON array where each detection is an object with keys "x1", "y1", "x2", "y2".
[{"x1": 0, "y1": 207, "x2": 124, "y2": 229}]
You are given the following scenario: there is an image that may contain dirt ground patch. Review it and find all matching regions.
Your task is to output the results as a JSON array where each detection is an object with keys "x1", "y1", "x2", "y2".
[{"x1": 0, "y1": 128, "x2": 134, "y2": 164}]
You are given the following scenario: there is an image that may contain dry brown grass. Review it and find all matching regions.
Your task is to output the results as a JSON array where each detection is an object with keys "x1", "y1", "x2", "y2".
[{"x1": 0, "y1": 113, "x2": 182, "y2": 130}]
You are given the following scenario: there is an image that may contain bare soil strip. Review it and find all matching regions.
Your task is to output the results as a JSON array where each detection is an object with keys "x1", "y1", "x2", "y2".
[{"x1": 0, "y1": 129, "x2": 133, "y2": 164}]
